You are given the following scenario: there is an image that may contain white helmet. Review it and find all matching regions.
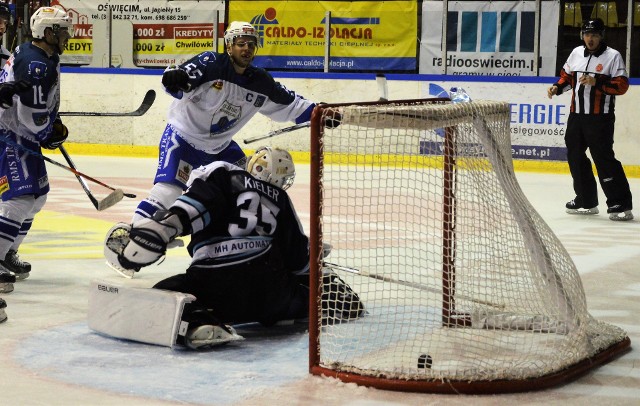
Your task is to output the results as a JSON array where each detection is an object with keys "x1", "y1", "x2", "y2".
[
  {"x1": 224, "y1": 21, "x2": 259, "y2": 46},
  {"x1": 30, "y1": 6, "x2": 73, "y2": 39},
  {"x1": 247, "y1": 147, "x2": 295, "y2": 190}
]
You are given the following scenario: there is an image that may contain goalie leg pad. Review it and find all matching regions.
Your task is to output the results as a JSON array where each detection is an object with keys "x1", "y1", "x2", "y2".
[{"x1": 88, "y1": 279, "x2": 196, "y2": 347}]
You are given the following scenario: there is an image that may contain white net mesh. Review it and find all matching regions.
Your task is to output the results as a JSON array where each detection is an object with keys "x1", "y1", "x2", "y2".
[{"x1": 311, "y1": 100, "x2": 628, "y2": 388}]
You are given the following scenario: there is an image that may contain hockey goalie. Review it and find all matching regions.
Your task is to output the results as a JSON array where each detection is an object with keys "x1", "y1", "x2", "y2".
[{"x1": 93, "y1": 147, "x2": 364, "y2": 349}]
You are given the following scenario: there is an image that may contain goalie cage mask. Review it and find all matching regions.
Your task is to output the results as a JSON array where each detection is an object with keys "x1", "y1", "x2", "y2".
[{"x1": 247, "y1": 146, "x2": 296, "y2": 190}]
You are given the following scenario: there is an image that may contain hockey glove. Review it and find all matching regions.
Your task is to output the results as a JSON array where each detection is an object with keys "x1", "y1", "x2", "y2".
[
  {"x1": 319, "y1": 105, "x2": 341, "y2": 129},
  {"x1": 42, "y1": 119, "x2": 69, "y2": 150},
  {"x1": 0, "y1": 80, "x2": 30, "y2": 109},
  {"x1": 162, "y1": 66, "x2": 190, "y2": 93},
  {"x1": 120, "y1": 210, "x2": 184, "y2": 269}
]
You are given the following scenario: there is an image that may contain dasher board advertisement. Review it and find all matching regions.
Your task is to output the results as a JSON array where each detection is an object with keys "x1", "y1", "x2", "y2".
[
  {"x1": 420, "y1": 0, "x2": 559, "y2": 76},
  {"x1": 229, "y1": 1, "x2": 417, "y2": 71},
  {"x1": 55, "y1": 0, "x2": 222, "y2": 67}
]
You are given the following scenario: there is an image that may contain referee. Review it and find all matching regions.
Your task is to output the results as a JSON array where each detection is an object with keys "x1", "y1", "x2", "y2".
[{"x1": 547, "y1": 18, "x2": 633, "y2": 221}]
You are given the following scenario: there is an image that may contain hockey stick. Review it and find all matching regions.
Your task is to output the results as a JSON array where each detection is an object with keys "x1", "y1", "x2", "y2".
[
  {"x1": 58, "y1": 145, "x2": 124, "y2": 210},
  {"x1": 324, "y1": 262, "x2": 505, "y2": 309},
  {"x1": 245, "y1": 74, "x2": 389, "y2": 145},
  {"x1": 59, "y1": 89, "x2": 156, "y2": 117},
  {"x1": 0, "y1": 137, "x2": 137, "y2": 199},
  {"x1": 243, "y1": 122, "x2": 310, "y2": 145}
]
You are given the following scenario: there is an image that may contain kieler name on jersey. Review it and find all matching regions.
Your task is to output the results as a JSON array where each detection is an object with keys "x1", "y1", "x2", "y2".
[{"x1": 242, "y1": 175, "x2": 281, "y2": 201}]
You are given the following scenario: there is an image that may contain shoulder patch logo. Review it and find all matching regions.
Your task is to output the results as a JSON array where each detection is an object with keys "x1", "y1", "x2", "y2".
[
  {"x1": 28, "y1": 61, "x2": 48, "y2": 79},
  {"x1": 254, "y1": 95, "x2": 266, "y2": 108},
  {"x1": 212, "y1": 80, "x2": 223, "y2": 90},
  {"x1": 198, "y1": 52, "x2": 217, "y2": 65}
]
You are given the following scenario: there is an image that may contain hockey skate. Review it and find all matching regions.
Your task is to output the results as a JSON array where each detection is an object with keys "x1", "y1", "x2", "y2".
[
  {"x1": 184, "y1": 324, "x2": 244, "y2": 350},
  {"x1": 0, "y1": 250, "x2": 31, "y2": 280},
  {"x1": 0, "y1": 268, "x2": 16, "y2": 293},
  {"x1": 0, "y1": 297, "x2": 6, "y2": 323},
  {"x1": 607, "y1": 205, "x2": 634, "y2": 221},
  {"x1": 321, "y1": 271, "x2": 365, "y2": 323},
  {"x1": 179, "y1": 308, "x2": 244, "y2": 349},
  {"x1": 565, "y1": 199, "x2": 599, "y2": 215}
]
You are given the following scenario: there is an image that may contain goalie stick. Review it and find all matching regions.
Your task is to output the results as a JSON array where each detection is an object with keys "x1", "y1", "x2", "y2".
[
  {"x1": 59, "y1": 145, "x2": 124, "y2": 211},
  {"x1": 59, "y1": 89, "x2": 156, "y2": 117},
  {"x1": 323, "y1": 262, "x2": 505, "y2": 309},
  {"x1": 0, "y1": 136, "x2": 136, "y2": 199}
]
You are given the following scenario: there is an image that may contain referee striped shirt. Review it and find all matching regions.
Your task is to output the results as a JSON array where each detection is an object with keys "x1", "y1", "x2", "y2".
[{"x1": 554, "y1": 43, "x2": 629, "y2": 114}]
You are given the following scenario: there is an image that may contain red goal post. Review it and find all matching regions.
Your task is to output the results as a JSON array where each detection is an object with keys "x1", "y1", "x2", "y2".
[{"x1": 308, "y1": 99, "x2": 630, "y2": 394}]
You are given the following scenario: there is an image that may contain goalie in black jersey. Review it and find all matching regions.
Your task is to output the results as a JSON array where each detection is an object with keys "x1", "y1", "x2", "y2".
[{"x1": 104, "y1": 147, "x2": 364, "y2": 349}]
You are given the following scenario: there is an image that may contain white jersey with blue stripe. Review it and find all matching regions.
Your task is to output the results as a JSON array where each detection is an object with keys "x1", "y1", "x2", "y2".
[{"x1": 166, "y1": 51, "x2": 315, "y2": 154}]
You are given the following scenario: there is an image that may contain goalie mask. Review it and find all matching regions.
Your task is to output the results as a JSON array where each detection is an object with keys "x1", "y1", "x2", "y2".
[{"x1": 247, "y1": 147, "x2": 296, "y2": 190}]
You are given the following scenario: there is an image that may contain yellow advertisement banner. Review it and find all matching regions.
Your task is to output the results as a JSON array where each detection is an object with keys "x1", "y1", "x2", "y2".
[{"x1": 229, "y1": 1, "x2": 417, "y2": 71}]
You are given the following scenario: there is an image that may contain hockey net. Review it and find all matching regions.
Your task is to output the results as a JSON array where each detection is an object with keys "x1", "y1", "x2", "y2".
[{"x1": 308, "y1": 99, "x2": 630, "y2": 393}]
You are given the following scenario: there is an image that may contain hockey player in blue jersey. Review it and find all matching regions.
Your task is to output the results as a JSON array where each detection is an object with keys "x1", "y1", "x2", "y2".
[
  {"x1": 130, "y1": 21, "x2": 340, "y2": 224},
  {"x1": 0, "y1": 5, "x2": 72, "y2": 289}
]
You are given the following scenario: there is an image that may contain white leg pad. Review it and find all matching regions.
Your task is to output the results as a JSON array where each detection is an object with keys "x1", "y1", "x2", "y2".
[{"x1": 88, "y1": 280, "x2": 196, "y2": 348}]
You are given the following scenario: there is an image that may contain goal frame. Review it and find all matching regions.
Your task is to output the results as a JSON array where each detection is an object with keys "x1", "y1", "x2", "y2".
[{"x1": 308, "y1": 99, "x2": 630, "y2": 394}]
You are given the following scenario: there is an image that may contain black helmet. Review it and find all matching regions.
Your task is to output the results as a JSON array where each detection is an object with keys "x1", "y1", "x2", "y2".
[{"x1": 581, "y1": 18, "x2": 605, "y2": 35}]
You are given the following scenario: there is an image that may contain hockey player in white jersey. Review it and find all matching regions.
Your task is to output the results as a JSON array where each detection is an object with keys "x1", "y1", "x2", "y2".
[
  {"x1": 102, "y1": 147, "x2": 363, "y2": 349},
  {"x1": 130, "y1": 21, "x2": 340, "y2": 223},
  {"x1": 0, "y1": 5, "x2": 72, "y2": 286},
  {"x1": 0, "y1": 79, "x2": 30, "y2": 299}
]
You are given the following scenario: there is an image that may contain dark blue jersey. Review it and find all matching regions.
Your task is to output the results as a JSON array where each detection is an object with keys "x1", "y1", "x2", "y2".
[{"x1": 0, "y1": 42, "x2": 60, "y2": 144}]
